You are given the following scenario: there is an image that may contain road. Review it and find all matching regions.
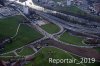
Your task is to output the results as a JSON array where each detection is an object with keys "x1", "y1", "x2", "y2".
[
  {"x1": 1, "y1": 0, "x2": 100, "y2": 62},
  {"x1": 11, "y1": 0, "x2": 100, "y2": 37},
  {"x1": 35, "y1": 11, "x2": 99, "y2": 38},
  {"x1": 12, "y1": 1, "x2": 100, "y2": 48}
]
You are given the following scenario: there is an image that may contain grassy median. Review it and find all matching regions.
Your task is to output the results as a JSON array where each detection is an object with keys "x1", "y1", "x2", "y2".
[{"x1": 41, "y1": 23, "x2": 60, "y2": 34}]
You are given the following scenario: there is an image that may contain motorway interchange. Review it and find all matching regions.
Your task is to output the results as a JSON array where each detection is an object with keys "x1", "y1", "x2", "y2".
[{"x1": 0, "y1": 0, "x2": 100, "y2": 66}]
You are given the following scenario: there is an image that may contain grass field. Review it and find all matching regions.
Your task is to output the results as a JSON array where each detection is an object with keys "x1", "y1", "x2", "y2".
[
  {"x1": 0, "y1": 52, "x2": 15, "y2": 56},
  {"x1": 0, "y1": 15, "x2": 43, "y2": 53},
  {"x1": 24, "y1": 47, "x2": 99, "y2": 66},
  {"x1": 54, "y1": 5, "x2": 85, "y2": 15},
  {"x1": 17, "y1": 47, "x2": 35, "y2": 56},
  {"x1": 24, "y1": 47, "x2": 83, "y2": 66},
  {"x1": 0, "y1": 16, "x2": 22, "y2": 37},
  {"x1": 93, "y1": 47, "x2": 100, "y2": 53},
  {"x1": 41, "y1": 23, "x2": 60, "y2": 34},
  {"x1": 59, "y1": 32, "x2": 85, "y2": 46},
  {"x1": 53, "y1": 0, "x2": 65, "y2": 2},
  {"x1": 0, "y1": 47, "x2": 99, "y2": 66}
]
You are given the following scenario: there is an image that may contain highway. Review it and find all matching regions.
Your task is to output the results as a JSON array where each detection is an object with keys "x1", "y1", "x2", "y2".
[
  {"x1": 10, "y1": 0, "x2": 100, "y2": 37},
  {"x1": 36, "y1": 11, "x2": 99, "y2": 38},
  {"x1": 1, "y1": 0, "x2": 100, "y2": 62},
  {"x1": 13, "y1": 2, "x2": 94, "y2": 48},
  {"x1": 4, "y1": 0, "x2": 99, "y2": 39},
  {"x1": 0, "y1": 1, "x2": 100, "y2": 64}
]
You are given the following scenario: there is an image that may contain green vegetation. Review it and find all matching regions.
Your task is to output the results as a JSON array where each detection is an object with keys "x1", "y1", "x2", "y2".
[
  {"x1": 0, "y1": 56, "x2": 24, "y2": 61},
  {"x1": 53, "y1": 0, "x2": 64, "y2": 2},
  {"x1": 0, "y1": 52, "x2": 15, "y2": 56},
  {"x1": 25, "y1": 61, "x2": 34, "y2": 66},
  {"x1": 52, "y1": 4, "x2": 100, "y2": 22},
  {"x1": 54, "y1": 6, "x2": 85, "y2": 15},
  {"x1": 93, "y1": 47, "x2": 100, "y2": 53},
  {"x1": 17, "y1": 47, "x2": 35, "y2": 56},
  {"x1": 41, "y1": 23, "x2": 60, "y2": 34},
  {"x1": 0, "y1": 15, "x2": 43, "y2": 53},
  {"x1": 25, "y1": 47, "x2": 99, "y2": 66},
  {"x1": 25, "y1": 47, "x2": 83, "y2": 66},
  {"x1": 59, "y1": 32, "x2": 85, "y2": 46},
  {"x1": 0, "y1": 16, "x2": 22, "y2": 37},
  {"x1": 35, "y1": 0, "x2": 100, "y2": 22}
]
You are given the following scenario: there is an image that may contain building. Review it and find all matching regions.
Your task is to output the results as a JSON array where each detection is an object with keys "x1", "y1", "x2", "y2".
[
  {"x1": 23, "y1": 4, "x2": 29, "y2": 14},
  {"x1": 66, "y1": 0, "x2": 73, "y2": 6}
]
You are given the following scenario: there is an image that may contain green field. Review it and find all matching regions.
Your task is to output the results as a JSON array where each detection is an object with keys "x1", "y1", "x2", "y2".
[
  {"x1": 54, "y1": 5, "x2": 85, "y2": 15},
  {"x1": 0, "y1": 52, "x2": 15, "y2": 56},
  {"x1": 41, "y1": 23, "x2": 60, "y2": 34},
  {"x1": 93, "y1": 47, "x2": 100, "y2": 53},
  {"x1": 0, "y1": 47, "x2": 99, "y2": 66},
  {"x1": 59, "y1": 32, "x2": 85, "y2": 46},
  {"x1": 17, "y1": 47, "x2": 35, "y2": 56},
  {"x1": 0, "y1": 16, "x2": 22, "y2": 37},
  {"x1": 25, "y1": 47, "x2": 99, "y2": 66},
  {"x1": 53, "y1": 0, "x2": 65, "y2": 2},
  {"x1": 24, "y1": 47, "x2": 83, "y2": 66},
  {"x1": 0, "y1": 15, "x2": 43, "y2": 53}
]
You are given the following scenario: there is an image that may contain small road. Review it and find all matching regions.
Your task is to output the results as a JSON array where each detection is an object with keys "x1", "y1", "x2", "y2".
[
  {"x1": 25, "y1": 0, "x2": 100, "y2": 33},
  {"x1": 10, "y1": 0, "x2": 100, "y2": 37},
  {"x1": 1, "y1": 0, "x2": 100, "y2": 62},
  {"x1": 11, "y1": 23, "x2": 21, "y2": 39},
  {"x1": 16, "y1": 2, "x2": 99, "y2": 48}
]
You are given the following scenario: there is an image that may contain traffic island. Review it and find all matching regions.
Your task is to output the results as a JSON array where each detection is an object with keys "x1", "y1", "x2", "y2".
[
  {"x1": 59, "y1": 32, "x2": 85, "y2": 46},
  {"x1": 41, "y1": 23, "x2": 60, "y2": 34}
]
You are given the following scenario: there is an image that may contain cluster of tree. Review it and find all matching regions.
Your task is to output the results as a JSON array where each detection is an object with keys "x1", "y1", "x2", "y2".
[
  {"x1": 0, "y1": 37, "x2": 12, "y2": 54},
  {"x1": 48, "y1": 12, "x2": 98, "y2": 29},
  {"x1": 61, "y1": 10, "x2": 100, "y2": 23}
]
